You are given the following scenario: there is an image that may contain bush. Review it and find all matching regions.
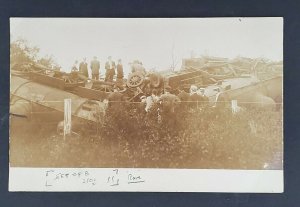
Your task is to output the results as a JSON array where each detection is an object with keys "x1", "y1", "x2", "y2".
[
  {"x1": 10, "y1": 103, "x2": 282, "y2": 169},
  {"x1": 99, "y1": 104, "x2": 283, "y2": 169}
]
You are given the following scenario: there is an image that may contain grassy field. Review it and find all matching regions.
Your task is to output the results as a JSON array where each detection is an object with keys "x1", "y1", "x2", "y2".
[{"x1": 10, "y1": 105, "x2": 283, "y2": 169}]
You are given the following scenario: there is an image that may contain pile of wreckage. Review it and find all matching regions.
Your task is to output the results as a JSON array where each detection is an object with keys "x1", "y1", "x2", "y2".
[
  {"x1": 10, "y1": 56, "x2": 283, "y2": 134},
  {"x1": 181, "y1": 56, "x2": 283, "y2": 80}
]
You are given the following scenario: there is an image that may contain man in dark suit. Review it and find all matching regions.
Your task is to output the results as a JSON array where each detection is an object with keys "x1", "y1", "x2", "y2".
[
  {"x1": 190, "y1": 92, "x2": 204, "y2": 109},
  {"x1": 116, "y1": 59, "x2": 124, "y2": 80},
  {"x1": 90, "y1": 56, "x2": 100, "y2": 80},
  {"x1": 130, "y1": 60, "x2": 146, "y2": 75},
  {"x1": 177, "y1": 86, "x2": 190, "y2": 102},
  {"x1": 79, "y1": 58, "x2": 88, "y2": 78},
  {"x1": 189, "y1": 85, "x2": 204, "y2": 109},
  {"x1": 116, "y1": 59, "x2": 124, "y2": 89},
  {"x1": 71, "y1": 60, "x2": 79, "y2": 72},
  {"x1": 177, "y1": 85, "x2": 190, "y2": 110},
  {"x1": 105, "y1": 56, "x2": 116, "y2": 82}
]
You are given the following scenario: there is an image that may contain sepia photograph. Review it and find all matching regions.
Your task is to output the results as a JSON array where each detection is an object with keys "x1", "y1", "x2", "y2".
[{"x1": 9, "y1": 18, "x2": 283, "y2": 191}]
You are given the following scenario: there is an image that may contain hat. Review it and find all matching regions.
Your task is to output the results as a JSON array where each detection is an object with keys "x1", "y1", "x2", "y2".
[
  {"x1": 140, "y1": 95, "x2": 146, "y2": 100},
  {"x1": 190, "y1": 85, "x2": 198, "y2": 94},
  {"x1": 165, "y1": 85, "x2": 171, "y2": 90}
]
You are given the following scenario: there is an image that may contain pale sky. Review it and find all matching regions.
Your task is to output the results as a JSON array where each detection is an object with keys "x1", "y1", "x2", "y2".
[{"x1": 10, "y1": 18, "x2": 283, "y2": 75}]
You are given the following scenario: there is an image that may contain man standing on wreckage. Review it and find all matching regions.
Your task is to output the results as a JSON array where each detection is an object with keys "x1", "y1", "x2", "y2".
[
  {"x1": 90, "y1": 56, "x2": 100, "y2": 80},
  {"x1": 79, "y1": 57, "x2": 89, "y2": 78},
  {"x1": 105, "y1": 56, "x2": 116, "y2": 82}
]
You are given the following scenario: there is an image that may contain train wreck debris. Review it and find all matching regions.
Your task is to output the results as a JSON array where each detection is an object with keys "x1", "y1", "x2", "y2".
[
  {"x1": 9, "y1": 18, "x2": 284, "y2": 177},
  {"x1": 10, "y1": 56, "x2": 283, "y2": 135}
]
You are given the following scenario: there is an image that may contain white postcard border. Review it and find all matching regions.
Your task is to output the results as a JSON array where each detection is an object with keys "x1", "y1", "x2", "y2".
[{"x1": 9, "y1": 167, "x2": 283, "y2": 192}]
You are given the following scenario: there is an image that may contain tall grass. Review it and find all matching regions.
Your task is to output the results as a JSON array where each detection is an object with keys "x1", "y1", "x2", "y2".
[
  {"x1": 99, "y1": 104, "x2": 283, "y2": 169},
  {"x1": 10, "y1": 103, "x2": 282, "y2": 169}
]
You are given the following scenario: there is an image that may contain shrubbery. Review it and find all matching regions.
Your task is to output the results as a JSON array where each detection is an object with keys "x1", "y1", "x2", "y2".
[
  {"x1": 10, "y1": 102, "x2": 282, "y2": 169},
  {"x1": 99, "y1": 104, "x2": 283, "y2": 169}
]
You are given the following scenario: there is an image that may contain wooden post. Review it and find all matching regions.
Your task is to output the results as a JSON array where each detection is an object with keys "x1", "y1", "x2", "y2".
[
  {"x1": 231, "y1": 100, "x2": 239, "y2": 114},
  {"x1": 64, "y1": 99, "x2": 72, "y2": 139}
]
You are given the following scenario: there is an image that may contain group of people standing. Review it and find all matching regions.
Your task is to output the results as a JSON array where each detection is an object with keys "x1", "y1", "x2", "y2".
[
  {"x1": 178, "y1": 85, "x2": 209, "y2": 108},
  {"x1": 139, "y1": 84, "x2": 209, "y2": 114},
  {"x1": 71, "y1": 56, "x2": 124, "y2": 82},
  {"x1": 71, "y1": 56, "x2": 209, "y2": 113}
]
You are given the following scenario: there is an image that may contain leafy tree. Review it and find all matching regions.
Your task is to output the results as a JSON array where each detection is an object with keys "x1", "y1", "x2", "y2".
[
  {"x1": 37, "y1": 55, "x2": 56, "y2": 69},
  {"x1": 10, "y1": 38, "x2": 60, "y2": 70}
]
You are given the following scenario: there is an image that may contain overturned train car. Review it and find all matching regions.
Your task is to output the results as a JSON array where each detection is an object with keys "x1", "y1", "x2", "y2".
[
  {"x1": 202, "y1": 75, "x2": 283, "y2": 109},
  {"x1": 10, "y1": 75, "x2": 107, "y2": 134}
]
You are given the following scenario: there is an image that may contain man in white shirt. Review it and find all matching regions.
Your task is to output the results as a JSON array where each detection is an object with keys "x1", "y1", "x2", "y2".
[{"x1": 145, "y1": 89, "x2": 159, "y2": 112}]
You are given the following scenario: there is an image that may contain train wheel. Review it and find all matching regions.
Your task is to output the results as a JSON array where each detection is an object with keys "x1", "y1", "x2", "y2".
[{"x1": 127, "y1": 72, "x2": 144, "y2": 88}]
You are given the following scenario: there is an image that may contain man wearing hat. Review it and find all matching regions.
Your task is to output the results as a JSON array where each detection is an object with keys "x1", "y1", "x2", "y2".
[
  {"x1": 90, "y1": 56, "x2": 100, "y2": 80},
  {"x1": 71, "y1": 60, "x2": 79, "y2": 72},
  {"x1": 145, "y1": 89, "x2": 159, "y2": 112},
  {"x1": 197, "y1": 88, "x2": 209, "y2": 106},
  {"x1": 116, "y1": 59, "x2": 124, "y2": 89},
  {"x1": 178, "y1": 85, "x2": 190, "y2": 102},
  {"x1": 105, "y1": 56, "x2": 116, "y2": 82},
  {"x1": 130, "y1": 60, "x2": 146, "y2": 75},
  {"x1": 189, "y1": 85, "x2": 203, "y2": 109},
  {"x1": 164, "y1": 85, "x2": 172, "y2": 94},
  {"x1": 116, "y1": 59, "x2": 124, "y2": 79},
  {"x1": 137, "y1": 95, "x2": 147, "y2": 114},
  {"x1": 177, "y1": 85, "x2": 190, "y2": 110},
  {"x1": 79, "y1": 58, "x2": 89, "y2": 78}
]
